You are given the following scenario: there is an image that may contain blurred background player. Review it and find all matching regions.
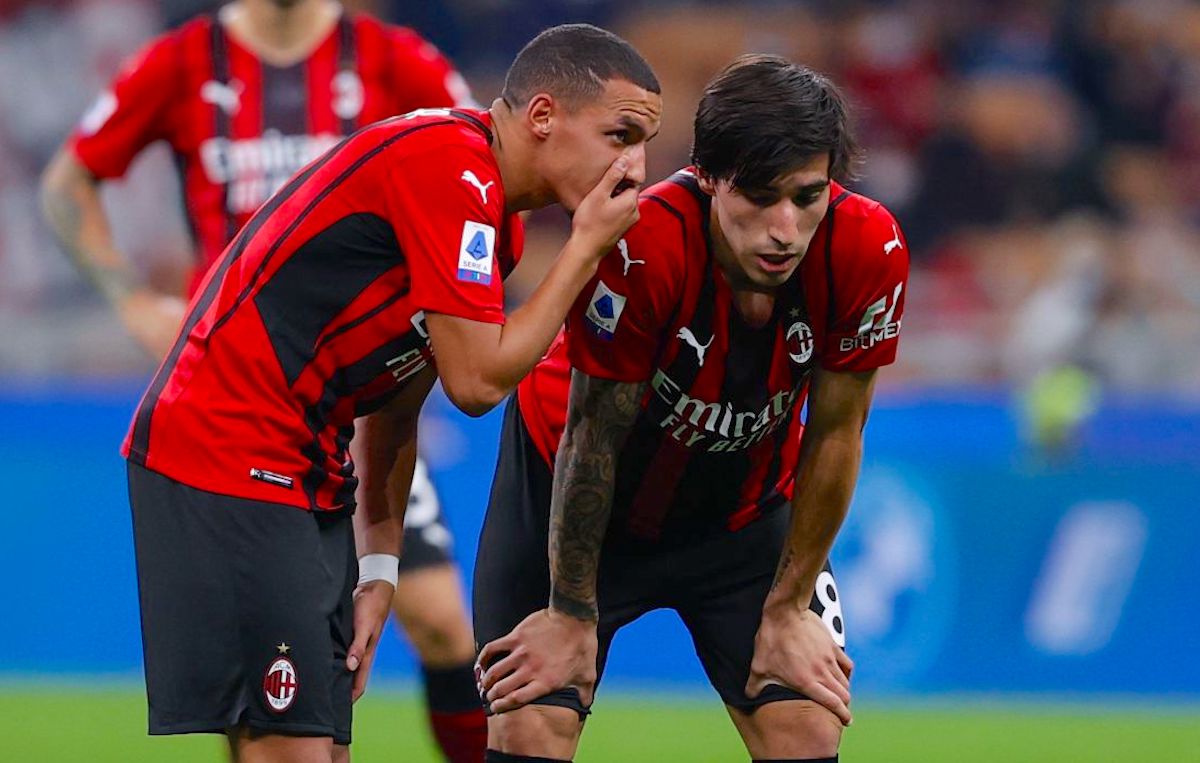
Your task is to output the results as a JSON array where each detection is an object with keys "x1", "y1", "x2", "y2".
[
  {"x1": 114, "y1": 21, "x2": 658, "y2": 763},
  {"x1": 474, "y1": 56, "x2": 907, "y2": 762},
  {"x1": 39, "y1": 0, "x2": 489, "y2": 759}
]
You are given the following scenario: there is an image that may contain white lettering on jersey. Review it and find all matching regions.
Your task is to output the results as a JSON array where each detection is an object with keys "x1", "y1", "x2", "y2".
[
  {"x1": 460, "y1": 170, "x2": 495, "y2": 204},
  {"x1": 842, "y1": 282, "x2": 903, "y2": 352},
  {"x1": 650, "y1": 370, "x2": 798, "y2": 453},
  {"x1": 331, "y1": 70, "x2": 363, "y2": 121},
  {"x1": 618, "y1": 239, "x2": 645, "y2": 276},
  {"x1": 677, "y1": 327, "x2": 713, "y2": 367},
  {"x1": 198, "y1": 131, "x2": 341, "y2": 214}
]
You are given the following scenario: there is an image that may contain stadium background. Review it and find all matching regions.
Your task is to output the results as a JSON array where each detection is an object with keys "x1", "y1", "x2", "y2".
[{"x1": 1, "y1": 0, "x2": 1198, "y2": 760}]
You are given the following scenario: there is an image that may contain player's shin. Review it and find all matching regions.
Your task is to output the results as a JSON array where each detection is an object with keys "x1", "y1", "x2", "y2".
[{"x1": 423, "y1": 662, "x2": 487, "y2": 763}]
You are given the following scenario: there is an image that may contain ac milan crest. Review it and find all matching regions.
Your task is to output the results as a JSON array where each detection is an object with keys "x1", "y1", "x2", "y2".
[
  {"x1": 786, "y1": 320, "x2": 814, "y2": 365},
  {"x1": 263, "y1": 656, "x2": 298, "y2": 713}
]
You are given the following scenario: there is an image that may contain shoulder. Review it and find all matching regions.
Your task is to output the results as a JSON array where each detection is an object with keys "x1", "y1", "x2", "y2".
[
  {"x1": 827, "y1": 185, "x2": 906, "y2": 260},
  {"x1": 355, "y1": 14, "x2": 441, "y2": 61},
  {"x1": 625, "y1": 171, "x2": 706, "y2": 272}
]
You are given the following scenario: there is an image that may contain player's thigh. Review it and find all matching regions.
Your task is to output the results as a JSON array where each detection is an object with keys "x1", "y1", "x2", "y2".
[
  {"x1": 392, "y1": 562, "x2": 475, "y2": 665},
  {"x1": 472, "y1": 397, "x2": 556, "y2": 646},
  {"x1": 726, "y1": 699, "x2": 843, "y2": 760},
  {"x1": 487, "y1": 703, "x2": 584, "y2": 760},
  {"x1": 674, "y1": 508, "x2": 846, "y2": 711}
]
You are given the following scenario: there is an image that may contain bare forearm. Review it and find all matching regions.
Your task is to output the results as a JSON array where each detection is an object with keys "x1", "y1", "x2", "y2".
[
  {"x1": 352, "y1": 410, "x2": 419, "y2": 557},
  {"x1": 768, "y1": 430, "x2": 862, "y2": 608},
  {"x1": 548, "y1": 375, "x2": 643, "y2": 620},
  {"x1": 40, "y1": 150, "x2": 136, "y2": 304}
]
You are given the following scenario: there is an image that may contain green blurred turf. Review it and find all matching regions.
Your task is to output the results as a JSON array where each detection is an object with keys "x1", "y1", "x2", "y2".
[{"x1": 4, "y1": 685, "x2": 1198, "y2": 761}]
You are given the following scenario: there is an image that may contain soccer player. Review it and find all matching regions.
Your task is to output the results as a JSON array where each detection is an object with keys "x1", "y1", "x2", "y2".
[
  {"x1": 474, "y1": 56, "x2": 908, "y2": 763},
  {"x1": 103, "y1": 24, "x2": 659, "y2": 763},
  {"x1": 39, "y1": 2, "x2": 488, "y2": 758}
]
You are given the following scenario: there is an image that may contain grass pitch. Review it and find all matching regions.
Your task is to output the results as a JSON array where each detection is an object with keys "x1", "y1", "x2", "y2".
[{"x1": 4, "y1": 685, "x2": 1197, "y2": 761}]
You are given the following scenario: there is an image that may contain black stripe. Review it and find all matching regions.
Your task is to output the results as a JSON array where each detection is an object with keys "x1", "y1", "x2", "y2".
[
  {"x1": 253, "y1": 212, "x2": 403, "y2": 386},
  {"x1": 823, "y1": 202, "x2": 838, "y2": 328},
  {"x1": 208, "y1": 18, "x2": 238, "y2": 243},
  {"x1": 131, "y1": 118, "x2": 451, "y2": 460},
  {"x1": 337, "y1": 14, "x2": 357, "y2": 135}
]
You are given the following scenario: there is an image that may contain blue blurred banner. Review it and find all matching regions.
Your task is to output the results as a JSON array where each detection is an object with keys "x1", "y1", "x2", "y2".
[{"x1": 1, "y1": 382, "x2": 1197, "y2": 698}]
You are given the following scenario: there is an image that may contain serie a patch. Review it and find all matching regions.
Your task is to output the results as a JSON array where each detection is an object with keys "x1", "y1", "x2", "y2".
[
  {"x1": 584, "y1": 280, "x2": 627, "y2": 341},
  {"x1": 457, "y1": 221, "x2": 496, "y2": 285}
]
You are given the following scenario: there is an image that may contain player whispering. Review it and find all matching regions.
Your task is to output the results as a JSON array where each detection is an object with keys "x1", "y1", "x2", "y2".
[{"x1": 92, "y1": 24, "x2": 660, "y2": 763}]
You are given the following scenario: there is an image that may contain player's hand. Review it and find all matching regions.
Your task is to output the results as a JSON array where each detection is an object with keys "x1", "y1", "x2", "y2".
[
  {"x1": 115, "y1": 288, "x2": 187, "y2": 361},
  {"x1": 476, "y1": 607, "x2": 598, "y2": 714},
  {"x1": 746, "y1": 604, "x2": 854, "y2": 726},
  {"x1": 346, "y1": 579, "x2": 395, "y2": 702},
  {"x1": 568, "y1": 155, "x2": 640, "y2": 257}
]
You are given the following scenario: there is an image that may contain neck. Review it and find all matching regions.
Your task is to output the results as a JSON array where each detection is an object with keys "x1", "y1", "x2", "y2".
[
  {"x1": 223, "y1": 0, "x2": 339, "y2": 66},
  {"x1": 709, "y1": 204, "x2": 776, "y2": 327},
  {"x1": 489, "y1": 99, "x2": 555, "y2": 214}
]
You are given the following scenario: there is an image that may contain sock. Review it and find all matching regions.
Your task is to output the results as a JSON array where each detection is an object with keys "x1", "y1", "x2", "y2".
[
  {"x1": 423, "y1": 661, "x2": 488, "y2": 763},
  {"x1": 753, "y1": 758, "x2": 838, "y2": 762},
  {"x1": 485, "y1": 751, "x2": 572, "y2": 763}
]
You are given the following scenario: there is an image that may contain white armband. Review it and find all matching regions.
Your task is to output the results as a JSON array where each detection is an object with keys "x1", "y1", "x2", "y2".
[{"x1": 357, "y1": 553, "x2": 400, "y2": 588}]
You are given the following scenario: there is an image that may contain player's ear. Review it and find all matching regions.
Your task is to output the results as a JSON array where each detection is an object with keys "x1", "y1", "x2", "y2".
[
  {"x1": 525, "y1": 93, "x2": 554, "y2": 141},
  {"x1": 695, "y1": 169, "x2": 718, "y2": 197}
]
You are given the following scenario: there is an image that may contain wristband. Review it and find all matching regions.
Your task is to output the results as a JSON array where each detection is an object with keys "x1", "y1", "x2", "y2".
[{"x1": 357, "y1": 553, "x2": 400, "y2": 588}]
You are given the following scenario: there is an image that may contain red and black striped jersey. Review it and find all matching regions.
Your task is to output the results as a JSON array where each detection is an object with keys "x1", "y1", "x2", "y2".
[
  {"x1": 70, "y1": 11, "x2": 472, "y2": 296},
  {"x1": 518, "y1": 170, "x2": 908, "y2": 540},
  {"x1": 122, "y1": 109, "x2": 524, "y2": 512}
]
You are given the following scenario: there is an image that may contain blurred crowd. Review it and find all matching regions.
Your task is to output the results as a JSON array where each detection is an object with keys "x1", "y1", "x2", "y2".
[{"x1": 2, "y1": 0, "x2": 1198, "y2": 393}]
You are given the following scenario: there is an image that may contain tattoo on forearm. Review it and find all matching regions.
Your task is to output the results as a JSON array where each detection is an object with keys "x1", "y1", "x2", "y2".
[
  {"x1": 549, "y1": 372, "x2": 644, "y2": 620},
  {"x1": 43, "y1": 175, "x2": 137, "y2": 303},
  {"x1": 770, "y1": 548, "x2": 795, "y2": 593}
]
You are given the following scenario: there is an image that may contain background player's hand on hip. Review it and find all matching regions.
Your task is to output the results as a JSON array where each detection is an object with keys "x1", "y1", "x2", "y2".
[
  {"x1": 746, "y1": 605, "x2": 855, "y2": 726},
  {"x1": 346, "y1": 579, "x2": 395, "y2": 702},
  {"x1": 568, "y1": 156, "x2": 641, "y2": 257},
  {"x1": 116, "y1": 288, "x2": 187, "y2": 361},
  {"x1": 475, "y1": 607, "x2": 598, "y2": 714}
]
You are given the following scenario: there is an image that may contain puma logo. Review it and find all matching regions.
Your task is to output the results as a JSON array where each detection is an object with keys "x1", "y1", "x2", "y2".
[
  {"x1": 677, "y1": 327, "x2": 713, "y2": 367},
  {"x1": 200, "y1": 80, "x2": 242, "y2": 116},
  {"x1": 883, "y1": 223, "x2": 904, "y2": 255},
  {"x1": 461, "y1": 170, "x2": 495, "y2": 204},
  {"x1": 618, "y1": 239, "x2": 645, "y2": 276}
]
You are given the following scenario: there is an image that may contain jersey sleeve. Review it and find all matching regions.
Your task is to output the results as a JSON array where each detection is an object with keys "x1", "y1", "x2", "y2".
[
  {"x1": 391, "y1": 141, "x2": 508, "y2": 324},
  {"x1": 565, "y1": 200, "x2": 683, "y2": 382},
  {"x1": 69, "y1": 32, "x2": 179, "y2": 180},
  {"x1": 820, "y1": 203, "x2": 910, "y2": 372},
  {"x1": 386, "y1": 27, "x2": 476, "y2": 111}
]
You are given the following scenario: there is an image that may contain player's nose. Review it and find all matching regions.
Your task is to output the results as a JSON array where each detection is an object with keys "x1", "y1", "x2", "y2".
[
  {"x1": 767, "y1": 202, "x2": 801, "y2": 250},
  {"x1": 622, "y1": 143, "x2": 647, "y2": 186}
]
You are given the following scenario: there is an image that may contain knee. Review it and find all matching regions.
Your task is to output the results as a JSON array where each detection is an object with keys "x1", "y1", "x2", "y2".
[
  {"x1": 736, "y1": 700, "x2": 843, "y2": 759},
  {"x1": 489, "y1": 705, "x2": 582, "y2": 759}
]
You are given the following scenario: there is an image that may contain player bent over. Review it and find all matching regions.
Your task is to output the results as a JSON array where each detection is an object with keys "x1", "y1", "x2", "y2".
[
  {"x1": 475, "y1": 56, "x2": 909, "y2": 763},
  {"x1": 120, "y1": 25, "x2": 661, "y2": 763}
]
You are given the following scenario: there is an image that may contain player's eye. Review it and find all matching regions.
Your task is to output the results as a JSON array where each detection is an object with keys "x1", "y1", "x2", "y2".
[
  {"x1": 608, "y1": 130, "x2": 630, "y2": 144},
  {"x1": 793, "y1": 192, "x2": 822, "y2": 207},
  {"x1": 743, "y1": 191, "x2": 776, "y2": 207}
]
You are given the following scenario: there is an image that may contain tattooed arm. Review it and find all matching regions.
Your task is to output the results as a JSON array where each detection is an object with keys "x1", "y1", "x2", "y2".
[
  {"x1": 744, "y1": 367, "x2": 877, "y2": 727},
  {"x1": 41, "y1": 149, "x2": 185, "y2": 359},
  {"x1": 477, "y1": 370, "x2": 645, "y2": 713},
  {"x1": 548, "y1": 370, "x2": 645, "y2": 619}
]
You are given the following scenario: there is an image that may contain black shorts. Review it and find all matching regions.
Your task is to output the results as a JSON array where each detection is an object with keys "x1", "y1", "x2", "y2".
[
  {"x1": 473, "y1": 399, "x2": 846, "y2": 718},
  {"x1": 127, "y1": 462, "x2": 356, "y2": 744},
  {"x1": 398, "y1": 457, "x2": 454, "y2": 573}
]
